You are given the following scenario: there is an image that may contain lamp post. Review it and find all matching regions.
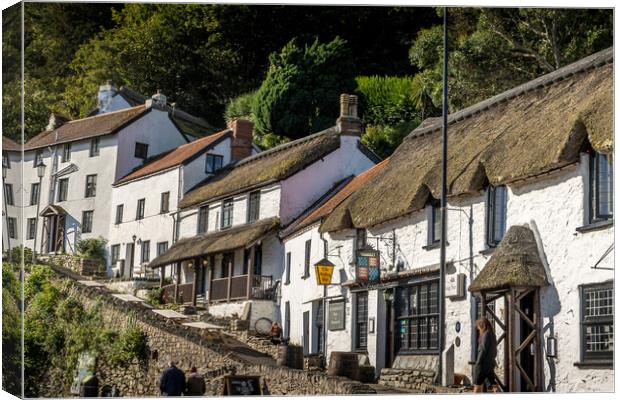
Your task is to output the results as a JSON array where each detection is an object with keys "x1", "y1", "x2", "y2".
[
  {"x1": 2, "y1": 159, "x2": 11, "y2": 263},
  {"x1": 32, "y1": 160, "x2": 46, "y2": 264}
]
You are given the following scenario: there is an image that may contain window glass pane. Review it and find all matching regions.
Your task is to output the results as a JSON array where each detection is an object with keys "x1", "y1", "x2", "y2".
[
  {"x1": 585, "y1": 287, "x2": 614, "y2": 317},
  {"x1": 419, "y1": 318, "x2": 428, "y2": 349},
  {"x1": 410, "y1": 287, "x2": 418, "y2": 315},
  {"x1": 585, "y1": 324, "x2": 614, "y2": 352},
  {"x1": 429, "y1": 282, "x2": 438, "y2": 314},
  {"x1": 432, "y1": 203, "x2": 441, "y2": 243},
  {"x1": 493, "y1": 186, "x2": 507, "y2": 242},
  {"x1": 409, "y1": 319, "x2": 418, "y2": 349},
  {"x1": 429, "y1": 316, "x2": 438, "y2": 349},
  {"x1": 597, "y1": 154, "x2": 613, "y2": 217},
  {"x1": 398, "y1": 319, "x2": 409, "y2": 349}
]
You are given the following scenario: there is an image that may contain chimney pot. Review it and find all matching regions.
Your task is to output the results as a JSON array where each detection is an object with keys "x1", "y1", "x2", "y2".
[
  {"x1": 98, "y1": 80, "x2": 117, "y2": 113},
  {"x1": 337, "y1": 93, "x2": 362, "y2": 136},
  {"x1": 146, "y1": 90, "x2": 167, "y2": 109}
]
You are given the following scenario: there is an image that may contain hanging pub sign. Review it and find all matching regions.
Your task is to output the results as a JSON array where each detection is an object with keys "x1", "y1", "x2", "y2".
[
  {"x1": 314, "y1": 258, "x2": 336, "y2": 285},
  {"x1": 356, "y1": 247, "x2": 381, "y2": 283}
]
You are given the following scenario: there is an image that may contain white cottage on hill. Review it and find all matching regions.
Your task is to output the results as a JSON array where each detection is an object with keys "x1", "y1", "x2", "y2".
[
  {"x1": 148, "y1": 94, "x2": 380, "y2": 329},
  {"x1": 280, "y1": 48, "x2": 613, "y2": 393},
  {"x1": 2, "y1": 136, "x2": 23, "y2": 255}
]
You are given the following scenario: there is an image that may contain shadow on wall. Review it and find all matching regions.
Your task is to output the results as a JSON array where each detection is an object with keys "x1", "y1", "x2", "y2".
[
  {"x1": 66, "y1": 214, "x2": 80, "y2": 254},
  {"x1": 529, "y1": 220, "x2": 560, "y2": 392}
]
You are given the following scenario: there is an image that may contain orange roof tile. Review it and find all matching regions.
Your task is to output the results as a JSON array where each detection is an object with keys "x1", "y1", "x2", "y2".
[{"x1": 115, "y1": 129, "x2": 231, "y2": 185}]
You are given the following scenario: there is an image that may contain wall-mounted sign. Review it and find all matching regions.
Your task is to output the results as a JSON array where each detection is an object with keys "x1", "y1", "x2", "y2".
[
  {"x1": 328, "y1": 300, "x2": 346, "y2": 331},
  {"x1": 446, "y1": 273, "x2": 466, "y2": 298},
  {"x1": 314, "y1": 258, "x2": 335, "y2": 285},
  {"x1": 356, "y1": 248, "x2": 381, "y2": 283}
]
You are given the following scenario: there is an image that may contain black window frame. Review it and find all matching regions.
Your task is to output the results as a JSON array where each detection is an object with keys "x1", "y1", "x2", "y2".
[
  {"x1": 141, "y1": 240, "x2": 151, "y2": 263},
  {"x1": 589, "y1": 151, "x2": 613, "y2": 223},
  {"x1": 355, "y1": 292, "x2": 369, "y2": 350},
  {"x1": 111, "y1": 244, "x2": 121, "y2": 264},
  {"x1": 84, "y1": 174, "x2": 97, "y2": 198},
  {"x1": 486, "y1": 185, "x2": 507, "y2": 247},
  {"x1": 579, "y1": 281, "x2": 613, "y2": 362},
  {"x1": 3, "y1": 152, "x2": 10, "y2": 169},
  {"x1": 81, "y1": 210, "x2": 94, "y2": 233},
  {"x1": 89, "y1": 137, "x2": 100, "y2": 157},
  {"x1": 115, "y1": 204, "x2": 124, "y2": 225},
  {"x1": 303, "y1": 240, "x2": 311, "y2": 278},
  {"x1": 221, "y1": 198, "x2": 234, "y2": 229},
  {"x1": 61, "y1": 143, "x2": 71, "y2": 162},
  {"x1": 205, "y1": 153, "x2": 223, "y2": 174},
  {"x1": 136, "y1": 198, "x2": 145, "y2": 220},
  {"x1": 8, "y1": 217, "x2": 16, "y2": 239},
  {"x1": 58, "y1": 178, "x2": 69, "y2": 202},
  {"x1": 30, "y1": 182, "x2": 40, "y2": 206},
  {"x1": 4, "y1": 183, "x2": 14, "y2": 206},
  {"x1": 428, "y1": 199, "x2": 441, "y2": 245},
  {"x1": 285, "y1": 252, "x2": 291, "y2": 285},
  {"x1": 395, "y1": 280, "x2": 440, "y2": 354},
  {"x1": 197, "y1": 205, "x2": 209, "y2": 234},
  {"x1": 355, "y1": 228, "x2": 367, "y2": 250},
  {"x1": 247, "y1": 191, "x2": 260, "y2": 223},
  {"x1": 284, "y1": 301, "x2": 291, "y2": 338},
  {"x1": 157, "y1": 241, "x2": 169, "y2": 256},
  {"x1": 160, "y1": 191, "x2": 170, "y2": 214},
  {"x1": 27, "y1": 218, "x2": 36, "y2": 240},
  {"x1": 134, "y1": 142, "x2": 149, "y2": 160}
]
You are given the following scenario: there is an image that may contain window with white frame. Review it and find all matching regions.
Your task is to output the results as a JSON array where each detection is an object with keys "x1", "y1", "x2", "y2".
[
  {"x1": 205, "y1": 153, "x2": 223, "y2": 174},
  {"x1": 580, "y1": 282, "x2": 613, "y2": 362},
  {"x1": 487, "y1": 185, "x2": 507, "y2": 246},
  {"x1": 589, "y1": 151, "x2": 613, "y2": 223}
]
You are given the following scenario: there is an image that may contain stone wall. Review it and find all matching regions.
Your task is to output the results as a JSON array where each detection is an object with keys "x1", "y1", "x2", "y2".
[
  {"x1": 378, "y1": 354, "x2": 438, "y2": 392},
  {"x1": 46, "y1": 254, "x2": 105, "y2": 277}
]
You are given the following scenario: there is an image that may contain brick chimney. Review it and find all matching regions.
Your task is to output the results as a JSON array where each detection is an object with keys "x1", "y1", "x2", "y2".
[
  {"x1": 229, "y1": 119, "x2": 254, "y2": 161},
  {"x1": 337, "y1": 94, "x2": 362, "y2": 136}
]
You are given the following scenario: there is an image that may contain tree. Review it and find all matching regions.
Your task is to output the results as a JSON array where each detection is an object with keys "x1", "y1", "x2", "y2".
[{"x1": 253, "y1": 37, "x2": 356, "y2": 139}]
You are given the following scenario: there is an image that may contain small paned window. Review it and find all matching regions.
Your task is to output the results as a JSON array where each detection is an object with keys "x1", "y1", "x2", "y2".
[
  {"x1": 3, "y1": 152, "x2": 10, "y2": 169},
  {"x1": 396, "y1": 280, "x2": 440, "y2": 352},
  {"x1": 590, "y1": 151, "x2": 613, "y2": 223},
  {"x1": 62, "y1": 143, "x2": 71, "y2": 162},
  {"x1": 355, "y1": 228, "x2": 367, "y2": 250},
  {"x1": 111, "y1": 244, "x2": 121, "y2": 264},
  {"x1": 487, "y1": 185, "x2": 507, "y2": 246},
  {"x1": 4, "y1": 184, "x2": 14, "y2": 206},
  {"x1": 285, "y1": 252, "x2": 291, "y2": 285},
  {"x1": 205, "y1": 154, "x2": 224, "y2": 174},
  {"x1": 580, "y1": 282, "x2": 613, "y2": 362},
  {"x1": 355, "y1": 292, "x2": 369, "y2": 350},
  {"x1": 160, "y1": 191, "x2": 170, "y2": 213},
  {"x1": 247, "y1": 191, "x2": 260, "y2": 222},
  {"x1": 7, "y1": 217, "x2": 16, "y2": 239},
  {"x1": 221, "y1": 199, "x2": 233, "y2": 229},
  {"x1": 82, "y1": 210, "x2": 94, "y2": 233},
  {"x1": 30, "y1": 183, "x2": 40, "y2": 206},
  {"x1": 90, "y1": 138, "x2": 100, "y2": 157},
  {"x1": 303, "y1": 240, "x2": 311, "y2": 278},
  {"x1": 157, "y1": 241, "x2": 169, "y2": 256},
  {"x1": 429, "y1": 199, "x2": 441, "y2": 245},
  {"x1": 141, "y1": 240, "x2": 151, "y2": 263},
  {"x1": 58, "y1": 178, "x2": 69, "y2": 202},
  {"x1": 27, "y1": 218, "x2": 36, "y2": 240},
  {"x1": 135, "y1": 142, "x2": 149, "y2": 160},
  {"x1": 85, "y1": 174, "x2": 97, "y2": 198},
  {"x1": 197, "y1": 206, "x2": 209, "y2": 234},
  {"x1": 115, "y1": 204, "x2": 124, "y2": 225},
  {"x1": 136, "y1": 198, "x2": 145, "y2": 220}
]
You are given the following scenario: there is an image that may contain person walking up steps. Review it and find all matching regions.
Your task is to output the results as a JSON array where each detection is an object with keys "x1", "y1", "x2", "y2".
[
  {"x1": 185, "y1": 366, "x2": 206, "y2": 396},
  {"x1": 160, "y1": 361, "x2": 186, "y2": 396},
  {"x1": 473, "y1": 317, "x2": 498, "y2": 393}
]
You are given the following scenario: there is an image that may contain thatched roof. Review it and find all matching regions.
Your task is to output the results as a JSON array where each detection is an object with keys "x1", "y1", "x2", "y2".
[
  {"x1": 179, "y1": 127, "x2": 341, "y2": 209},
  {"x1": 469, "y1": 225, "x2": 549, "y2": 292},
  {"x1": 321, "y1": 48, "x2": 613, "y2": 231},
  {"x1": 149, "y1": 217, "x2": 279, "y2": 268}
]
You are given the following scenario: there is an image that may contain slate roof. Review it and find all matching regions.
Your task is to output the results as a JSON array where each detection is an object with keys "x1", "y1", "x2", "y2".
[
  {"x1": 115, "y1": 129, "x2": 231, "y2": 185},
  {"x1": 179, "y1": 127, "x2": 342, "y2": 209},
  {"x1": 2, "y1": 136, "x2": 20, "y2": 152},
  {"x1": 24, "y1": 106, "x2": 149, "y2": 150}
]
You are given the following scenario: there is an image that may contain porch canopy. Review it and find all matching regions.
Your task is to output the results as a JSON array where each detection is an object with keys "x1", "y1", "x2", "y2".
[
  {"x1": 40, "y1": 204, "x2": 67, "y2": 216},
  {"x1": 149, "y1": 217, "x2": 279, "y2": 269},
  {"x1": 469, "y1": 225, "x2": 549, "y2": 293}
]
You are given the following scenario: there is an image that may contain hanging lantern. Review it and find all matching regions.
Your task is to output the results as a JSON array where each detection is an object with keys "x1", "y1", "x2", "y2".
[{"x1": 314, "y1": 258, "x2": 335, "y2": 285}]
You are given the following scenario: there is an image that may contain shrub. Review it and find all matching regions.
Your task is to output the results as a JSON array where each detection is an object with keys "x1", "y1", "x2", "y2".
[
  {"x1": 108, "y1": 324, "x2": 148, "y2": 366},
  {"x1": 24, "y1": 265, "x2": 55, "y2": 301},
  {"x1": 76, "y1": 237, "x2": 107, "y2": 262},
  {"x1": 224, "y1": 90, "x2": 257, "y2": 123},
  {"x1": 7, "y1": 245, "x2": 34, "y2": 266},
  {"x1": 145, "y1": 287, "x2": 164, "y2": 306}
]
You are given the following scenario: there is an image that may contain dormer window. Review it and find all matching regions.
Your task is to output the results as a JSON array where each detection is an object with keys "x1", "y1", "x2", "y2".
[
  {"x1": 487, "y1": 185, "x2": 507, "y2": 246},
  {"x1": 205, "y1": 153, "x2": 223, "y2": 174},
  {"x1": 135, "y1": 142, "x2": 149, "y2": 160},
  {"x1": 61, "y1": 143, "x2": 71, "y2": 162},
  {"x1": 590, "y1": 151, "x2": 613, "y2": 223}
]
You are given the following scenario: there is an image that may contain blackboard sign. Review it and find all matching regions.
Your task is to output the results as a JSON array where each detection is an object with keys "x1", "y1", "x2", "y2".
[
  {"x1": 328, "y1": 300, "x2": 345, "y2": 331},
  {"x1": 223, "y1": 375, "x2": 262, "y2": 396}
]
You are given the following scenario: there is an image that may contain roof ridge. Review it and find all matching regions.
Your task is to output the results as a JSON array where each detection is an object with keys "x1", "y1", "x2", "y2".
[
  {"x1": 62, "y1": 105, "x2": 145, "y2": 125},
  {"x1": 233, "y1": 126, "x2": 338, "y2": 167},
  {"x1": 407, "y1": 46, "x2": 613, "y2": 140}
]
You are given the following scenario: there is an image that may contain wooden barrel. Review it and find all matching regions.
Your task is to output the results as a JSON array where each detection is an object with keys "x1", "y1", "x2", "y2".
[
  {"x1": 276, "y1": 344, "x2": 303, "y2": 369},
  {"x1": 327, "y1": 352, "x2": 360, "y2": 380}
]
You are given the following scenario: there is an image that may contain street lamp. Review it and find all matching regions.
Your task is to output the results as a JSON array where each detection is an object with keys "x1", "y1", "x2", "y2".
[
  {"x1": 2, "y1": 158, "x2": 10, "y2": 262},
  {"x1": 32, "y1": 160, "x2": 46, "y2": 264}
]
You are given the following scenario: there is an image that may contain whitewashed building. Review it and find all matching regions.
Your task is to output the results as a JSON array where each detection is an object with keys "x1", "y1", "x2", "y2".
[
  {"x1": 149, "y1": 95, "x2": 380, "y2": 328},
  {"x1": 2, "y1": 136, "x2": 23, "y2": 255},
  {"x1": 279, "y1": 48, "x2": 613, "y2": 392},
  {"x1": 6, "y1": 83, "x2": 218, "y2": 271}
]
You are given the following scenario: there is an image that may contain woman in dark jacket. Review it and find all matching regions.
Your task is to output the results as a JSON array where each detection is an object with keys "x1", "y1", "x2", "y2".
[{"x1": 473, "y1": 317, "x2": 497, "y2": 393}]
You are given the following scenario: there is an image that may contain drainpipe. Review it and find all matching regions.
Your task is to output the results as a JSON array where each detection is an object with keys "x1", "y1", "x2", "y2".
[
  {"x1": 320, "y1": 231, "x2": 329, "y2": 357},
  {"x1": 438, "y1": 7, "x2": 449, "y2": 385}
]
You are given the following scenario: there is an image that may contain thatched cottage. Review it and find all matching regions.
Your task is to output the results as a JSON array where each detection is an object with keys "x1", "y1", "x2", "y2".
[
  {"x1": 279, "y1": 47, "x2": 613, "y2": 392},
  {"x1": 148, "y1": 94, "x2": 379, "y2": 328}
]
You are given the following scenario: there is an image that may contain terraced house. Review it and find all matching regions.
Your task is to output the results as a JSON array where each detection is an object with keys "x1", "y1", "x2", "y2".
[
  {"x1": 278, "y1": 48, "x2": 613, "y2": 393},
  {"x1": 148, "y1": 95, "x2": 379, "y2": 329}
]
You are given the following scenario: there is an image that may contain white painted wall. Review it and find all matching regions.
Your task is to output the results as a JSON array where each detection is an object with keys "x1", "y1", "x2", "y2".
[
  {"x1": 2, "y1": 149, "x2": 23, "y2": 252},
  {"x1": 181, "y1": 137, "x2": 232, "y2": 194},
  {"x1": 280, "y1": 154, "x2": 613, "y2": 392}
]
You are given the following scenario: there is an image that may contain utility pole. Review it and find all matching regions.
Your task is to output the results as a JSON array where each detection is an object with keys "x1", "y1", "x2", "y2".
[{"x1": 438, "y1": 6, "x2": 449, "y2": 386}]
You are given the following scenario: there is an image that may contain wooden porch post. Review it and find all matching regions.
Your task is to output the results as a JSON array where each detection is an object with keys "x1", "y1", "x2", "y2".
[
  {"x1": 206, "y1": 257, "x2": 212, "y2": 303},
  {"x1": 192, "y1": 258, "x2": 199, "y2": 306},
  {"x1": 507, "y1": 287, "x2": 516, "y2": 392},
  {"x1": 533, "y1": 288, "x2": 541, "y2": 391},
  {"x1": 208, "y1": 255, "x2": 215, "y2": 304},
  {"x1": 504, "y1": 293, "x2": 510, "y2": 391},
  {"x1": 174, "y1": 262, "x2": 181, "y2": 303},
  {"x1": 246, "y1": 246, "x2": 255, "y2": 299},
  {"x1": 227, "y1": 255, "x2": 233, "y2": 301},
  {"x1": 160, "y1": 265, "x2": 166, "y2": 287}
]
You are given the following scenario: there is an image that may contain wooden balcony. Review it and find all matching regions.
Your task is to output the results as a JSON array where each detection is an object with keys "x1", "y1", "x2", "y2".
[
  {"x1": 162, "y1": 282, "x2": 194, "y2": 304},
  {"x1": 210, "y1": 274, "x2": 275, "y2": 303}
]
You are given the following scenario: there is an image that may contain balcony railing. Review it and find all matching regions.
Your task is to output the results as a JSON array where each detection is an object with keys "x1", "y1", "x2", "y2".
[
  {"x1": 210, "y1": 274, "x2": 275, "y2": 303},
  {"x1": 162, "y1": 282, "x2": 194, "y2": 304}
]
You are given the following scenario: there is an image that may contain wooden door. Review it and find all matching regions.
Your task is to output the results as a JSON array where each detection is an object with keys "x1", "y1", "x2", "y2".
[{"x1": 303, "y1": 311, "x2": 310, "y2": 355}]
